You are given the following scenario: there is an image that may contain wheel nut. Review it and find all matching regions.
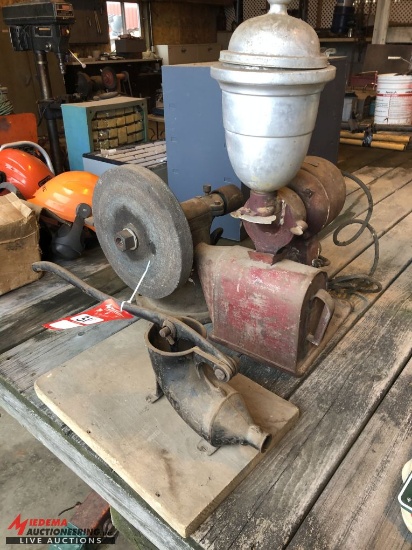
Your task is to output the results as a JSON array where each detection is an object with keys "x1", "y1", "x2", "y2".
[{"x1": 115, "y1": 228, "x2": 138, "y2": 251}]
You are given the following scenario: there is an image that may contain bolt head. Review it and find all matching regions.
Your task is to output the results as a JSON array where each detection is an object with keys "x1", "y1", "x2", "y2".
[
  {"x1": 214, "y1": 368, "x2": 226, "y2": 381},
  {"x1": 115, "y1": 228, "x2": 138, "y2": 251}
]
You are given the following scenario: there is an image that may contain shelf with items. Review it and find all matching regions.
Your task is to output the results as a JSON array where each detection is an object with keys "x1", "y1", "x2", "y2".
[
  {"x1": 154, "y1": 44, "x2": 220, "y2": 65},
  {"x1": 64, "y1": 59, "x2": 162, "y2": 112},
  {"x1": 61, "y1": 96, "x2": 148, "y2": 170}
]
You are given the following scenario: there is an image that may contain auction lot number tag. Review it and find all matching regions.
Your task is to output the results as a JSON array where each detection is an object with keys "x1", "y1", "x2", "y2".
[{"x1": 44, "y1": 299, "x2": 134, "y2": 330}]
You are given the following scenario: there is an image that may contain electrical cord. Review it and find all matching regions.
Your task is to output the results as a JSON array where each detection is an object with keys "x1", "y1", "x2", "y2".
[{"x1": 327, "y1": 170, "x2": 382, "y2": 294}]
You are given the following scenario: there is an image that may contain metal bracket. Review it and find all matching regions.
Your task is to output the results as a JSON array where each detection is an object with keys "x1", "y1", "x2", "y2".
[
  {"x1": 146, "y1": 380, "x2": 164, "y2": 404},
  {"x1": 197, "y1": 439, "x2": 219, "y2": 456}
]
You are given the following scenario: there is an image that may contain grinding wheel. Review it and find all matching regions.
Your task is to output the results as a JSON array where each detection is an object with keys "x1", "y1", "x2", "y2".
[{"x1": 93, "y1": 165, "x2": 193, "y2": 299}]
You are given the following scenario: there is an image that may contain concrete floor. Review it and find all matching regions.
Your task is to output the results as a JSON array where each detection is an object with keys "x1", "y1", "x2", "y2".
[{"x1": 0, "y1": 407, "x2": 134, "y2": 550}]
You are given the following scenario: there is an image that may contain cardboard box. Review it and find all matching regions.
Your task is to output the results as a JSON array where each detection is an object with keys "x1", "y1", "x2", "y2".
[
  {"x1": 115, "y1": 38, "x2": 145, "y2": 55},
  {"x1": 0, "y1": 194, "x2": 42, "y2": 295}
]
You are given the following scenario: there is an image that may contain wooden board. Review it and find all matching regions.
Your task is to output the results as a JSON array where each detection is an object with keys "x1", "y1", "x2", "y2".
[
  {"x1": 34, "y1": 321, "x2": 299, "y2": 538},
  {"x1": 320, "y1": 168, "x2": 412, "y2": 245},
  {"x1": 0, "y1": 247, "x2": 127, "y2": 356},
  {"x1": 288, "y1": 358, "x2": 412, "y2": 549},
  {"x1": 337, "y1": 144, "x2": 404, "y2": 173},
  {"x1": 0, "y1": 143, "x2": 411, "y2": 550}
]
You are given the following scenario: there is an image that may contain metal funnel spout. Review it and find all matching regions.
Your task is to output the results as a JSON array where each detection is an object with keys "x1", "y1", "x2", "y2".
[
  {"x1": 211, "y1": 391, "x2": 272, "y2": 451},
  {"x1": 247, "y1": 425, "x2": 272, "y2": 452}
]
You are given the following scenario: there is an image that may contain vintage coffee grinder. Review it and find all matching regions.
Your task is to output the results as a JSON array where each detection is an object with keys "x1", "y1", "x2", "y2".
[{"x1": 198, "y1": 0, "x2": 347, "y2": 375}]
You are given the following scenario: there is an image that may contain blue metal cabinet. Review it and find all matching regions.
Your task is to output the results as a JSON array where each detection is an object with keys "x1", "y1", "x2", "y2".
[{"x1": 162, "y1": 62, "x2": 243, "y2": 241}]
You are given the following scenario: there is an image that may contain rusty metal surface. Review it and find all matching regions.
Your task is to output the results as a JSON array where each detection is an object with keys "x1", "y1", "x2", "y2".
[
  {"x1": 180, "y1": 192, "x2": 224, "y2": 247},
  {"x1": 240, "y1": 188, "x2": 307, "y2": 255},
  {"x1": 180, "y1": 184, "x2": 244, "y2": 247},
  {"x1": 285, "y1": 236, "x2": 321, "y2": 265},
  {"x1": 70, "y1": 491, "x2": 111, "y2": 533},
  {"x1": 214, "y1": 183, "x2": 245, "y2": 213},
  {"x1": 137, "y1": 271, "x2": 211, "y2": 324},
  {"x1": 306, "y1": 289, "x2": 335, "y2": 346},
  {"x1": 181, "y1": 197, "x2": 217, "y2": 247},
  {"x1": 196, "y1": 243, "x2": 331, "y2": 376},
  {"x1": 288, "y1": 156, "x2": 346, "y2": 236}
]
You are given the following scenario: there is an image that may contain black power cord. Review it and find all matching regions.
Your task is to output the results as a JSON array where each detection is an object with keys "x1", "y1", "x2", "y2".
[{"x1": 327, "y1": 170, "x2": 382, "y2": 294}]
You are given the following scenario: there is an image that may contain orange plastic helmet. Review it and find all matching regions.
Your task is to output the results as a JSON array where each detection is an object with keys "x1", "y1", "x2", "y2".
[
  {"x1": 0, "y1": 148, "x2": 54, "y2": 198},
  {"x1": 29, "y1": 171, "x2": 98, "y2": 229}
]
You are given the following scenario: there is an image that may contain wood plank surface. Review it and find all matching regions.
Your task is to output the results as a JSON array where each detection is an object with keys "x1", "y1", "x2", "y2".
[
  {"x1": 0, "y1": 288, "x2": 136, "y2": 394},
  {"x1": 343, "y1": 159, "x2": 412, "y2": 216},
  {"x1": 344, "y1": 165, "x2": 396, "y2": 195},
  {"x1": 0, "y1": 247, "x2": 109, "y2": 316},
  {"x1": 337, "y1": 144, "x2": 406, "y2": 173},
  {"x1": 0, "y1": 191, "x2": 411, "y2": 550},
  {"x1": 0, "y1": 384, "x2": 201, "y2": 550},
  {"x1": 34, "y1": 322, "x2": 298, "y2": 538},
  {"x1": 7, "y1": 194, "x2": 406, "y2": 411},
  {"x1": 192, "y1": 265, "x2": 412, "y2": 549},
  {"x1": 323, "y1": 182, "x2": 412, "y2": 276},
  {"x1": 0, "y1": 248, "x2": 128, "y2": 355},
  {"x1": 337, "y1": 146, "x2": 392, "y2": 172},
  {"x1": 287, "y1": 358, "x2": 412, "y2": 550},
  {"x1": 2, "y1": 157, "x2": 410, "y2": 396}
]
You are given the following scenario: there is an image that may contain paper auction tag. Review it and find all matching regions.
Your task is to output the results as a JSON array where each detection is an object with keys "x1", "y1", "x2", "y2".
[{"x1": 44, "y1": 299, "x2": 134, "y2": 330}]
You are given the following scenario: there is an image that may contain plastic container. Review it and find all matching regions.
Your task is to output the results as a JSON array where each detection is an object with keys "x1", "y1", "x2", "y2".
[{"x1": 374, "y1": 73, "x2": 412, "y2": 125}]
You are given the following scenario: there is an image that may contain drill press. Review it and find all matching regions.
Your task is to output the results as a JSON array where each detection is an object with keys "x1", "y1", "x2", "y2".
[{"x1": 2, "y1": 0, "x2": 75, "y2": 173}]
